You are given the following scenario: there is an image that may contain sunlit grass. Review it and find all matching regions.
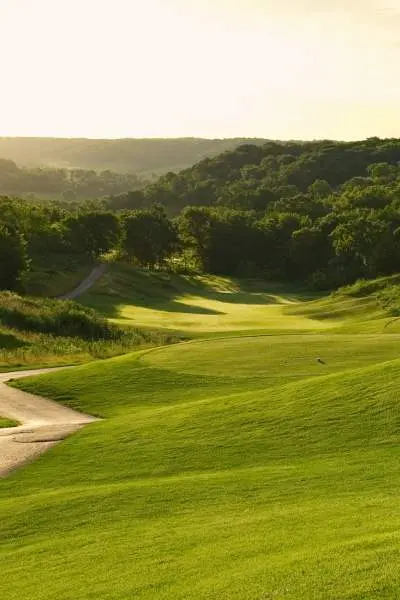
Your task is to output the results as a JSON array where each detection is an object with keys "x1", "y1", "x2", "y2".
[
  {"x1": 6, "y1": 346, "x2": 400, "y2": 599},
  {"x1": 83, "y1": 264, "x2": 333, "y2": 334},
  {"x1": 4, "y1": 269, "x2": 400, "y2": 598}
]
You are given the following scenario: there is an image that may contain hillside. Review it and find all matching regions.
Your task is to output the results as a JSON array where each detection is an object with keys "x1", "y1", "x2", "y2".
[
  {"x1": 3, "y1": 136, "x2": 400, "y2": 299},
  {"x1": 82, "y1": 264, "x2": 400, "y2": 335},
  {"x1": 0, "y1": 137, "x2": 268, "y2": 174},
  {"x1": 133, "y1": 137, "x2": 400, "y2": 214},
  {"x1": 5, "y1": 282, "x2": 400, "y2": 598},
  {"x1": 0, "y1": 289, "x2": 178, "y2": 370}
]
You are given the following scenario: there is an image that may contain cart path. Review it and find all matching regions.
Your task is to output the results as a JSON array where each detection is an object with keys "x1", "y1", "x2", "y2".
[
  {"x1": 0, "y1": 368, "x2": 99, "y2": 477},
  {"x1": 58, "y1": 264, "x2": 107, "y2": 300}
]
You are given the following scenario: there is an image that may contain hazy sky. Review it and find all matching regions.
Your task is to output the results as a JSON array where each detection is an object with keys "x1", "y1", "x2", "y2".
[{"x1": 0, "y1": 0, "x2": 399, "y2": 140}]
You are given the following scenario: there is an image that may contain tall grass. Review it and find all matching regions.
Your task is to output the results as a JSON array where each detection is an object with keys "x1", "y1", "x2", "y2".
[
  {"x1": 0, "y1": 292, "x2": 115, "y2": 339},
  {"x1": 338, "y1": 275, "x2": 400, "y2": 316},
  {"x1": 0, "y1": 292, "x2": 180, "y2": 370}
]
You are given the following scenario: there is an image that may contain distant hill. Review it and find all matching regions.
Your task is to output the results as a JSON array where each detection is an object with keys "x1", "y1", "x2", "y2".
[
  {"x1": 111, "y1": 137, "x2": 400, "y2": 213},
  {"x1": 0, "y1": 137, "x2": 269, "y2": 175}
]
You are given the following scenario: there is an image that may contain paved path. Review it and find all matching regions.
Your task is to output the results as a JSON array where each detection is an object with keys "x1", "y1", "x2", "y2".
[
  {"x1": 0, "y1": 368, "x2": 98, "y2": 477},
  {"x1": 58, "y1": 264, "x2": 108, "y2": 300}
]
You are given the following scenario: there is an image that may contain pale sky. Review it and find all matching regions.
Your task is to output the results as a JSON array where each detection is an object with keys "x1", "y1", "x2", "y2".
[{"x1": 0, "y1": 0, "x2": 399, "y2": 140}]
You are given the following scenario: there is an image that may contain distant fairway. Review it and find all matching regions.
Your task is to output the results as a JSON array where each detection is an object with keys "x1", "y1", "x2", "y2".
[
  {"x1": 3, "y1": 269, "x2": 400, "y2": 599},
  {"x1": 83, "y1": 264, "x2": 336, "y2": 334}
]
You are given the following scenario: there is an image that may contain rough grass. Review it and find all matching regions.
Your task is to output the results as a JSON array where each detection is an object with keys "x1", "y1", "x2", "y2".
[
  {"x1": 24, "y1": 253, "x2": 93, "y2": 297},
  {"x1": 286, "y1": 274, "x2": 400, "y2": 334},
  {"x1": 5, "y1": 325, "x2": 400, "y2": 599},
  {"x1": 0, "y1": 292, "x2": 180, "y2": 371},
  {"x1": 0, "y1": 292, "x2": 116, "y2": 339}
]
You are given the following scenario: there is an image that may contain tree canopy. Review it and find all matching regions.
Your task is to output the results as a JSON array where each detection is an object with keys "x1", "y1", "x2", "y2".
[{"x1": 2, "y1": 137, "x2": 400, "y2": 292}]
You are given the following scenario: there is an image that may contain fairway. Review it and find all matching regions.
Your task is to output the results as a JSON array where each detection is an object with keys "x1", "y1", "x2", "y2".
[
  {"x1": 83, "y1": 265, "x2": 336, "y2": 334},
  {"x1": 3, "y1": 273, "x2": 400, "y2": 599}
]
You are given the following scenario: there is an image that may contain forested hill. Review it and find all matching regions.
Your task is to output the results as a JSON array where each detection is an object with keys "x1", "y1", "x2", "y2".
[
  {"x1": 0, "y1": 137, "x2": 268, "y2": 174},
  {"x1": 4, "y1": 136, "x2": 400, "y2": 295},
  {"x1": 116, "y1": 137, "x2": 400, "y2": 213}
]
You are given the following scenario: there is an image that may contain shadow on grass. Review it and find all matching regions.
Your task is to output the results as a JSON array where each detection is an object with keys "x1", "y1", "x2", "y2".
[
  {"x1": 82, "y1": 266, "x2": 322, "y2": 320},
  {"x1": 84, "y1": 296, "x2": 226, "y2": 319},
  {"x1": 0, "y1": 331, "x2": 29, "y2": 350}
]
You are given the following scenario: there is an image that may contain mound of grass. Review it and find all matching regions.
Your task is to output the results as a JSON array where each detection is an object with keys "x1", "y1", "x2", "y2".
[
  {"x1": 24, "y1": 253, "x2": 93, "y2": 297},
  {"x1": 0, "y1": 291, "x2": 180, "y2": 371},
  {"x1": 5, "y1": 330, "x2": 400, "y2": 599},
  {"x1": 285, "y1": 274, "x2": 400, "y2": 333},
  {"x1": 338, "y1": 275, "x2": 400, "y2": 299},
  {"x1": 0, "y1": 292, "x2": 115, "y2": 339}
]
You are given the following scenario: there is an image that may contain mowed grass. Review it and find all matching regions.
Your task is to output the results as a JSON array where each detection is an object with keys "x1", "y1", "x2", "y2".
[
  {"x1": 82, "y1": 264, "x2": 331, "y2": 335},
  {"x1": 4, "y1": 327, "x2": 400, "y2": 599},
  {"x1": 84, "y1": 265, "x2": 400, "y2": 338}
]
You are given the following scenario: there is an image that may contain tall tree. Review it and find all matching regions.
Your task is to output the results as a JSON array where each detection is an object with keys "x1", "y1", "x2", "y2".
[{"x1": 0, "y1": 226, "x2": 29, "y2": 290}]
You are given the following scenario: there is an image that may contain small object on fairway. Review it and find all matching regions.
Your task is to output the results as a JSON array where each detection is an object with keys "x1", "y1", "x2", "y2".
[{"x1": 317, "y1": 357, "x2": 326, "y2": 365}]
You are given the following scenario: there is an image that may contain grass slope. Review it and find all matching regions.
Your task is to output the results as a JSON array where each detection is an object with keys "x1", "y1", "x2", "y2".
[
  {"x1": 0, "y1": 291, "x2": 178, "y2": 371},
  {"x1": 83, "y1": 264, "x2": 330, "y2": 335},
  {"x1": 286, "y1": 274, "x2": 400, "y2": 334},
  {"x1": 4, "y1": 323, "x2": 400, "y2": 599},
  {"x1": 24, "y1": 253, "x2": 93, "y2": 298}
]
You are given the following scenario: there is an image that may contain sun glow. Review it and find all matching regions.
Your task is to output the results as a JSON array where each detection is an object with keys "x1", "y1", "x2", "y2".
[{"x1": 0, "y1": 0, "x2": 399, "y2": 139}]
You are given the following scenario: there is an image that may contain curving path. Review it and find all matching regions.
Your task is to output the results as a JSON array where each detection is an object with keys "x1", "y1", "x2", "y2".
[
  {"x1": 58, "y1": 264, "x2": 108, "y2": 300},
  {"x1": 0, "y1": 368, "x2": 98, "y2": 477}
]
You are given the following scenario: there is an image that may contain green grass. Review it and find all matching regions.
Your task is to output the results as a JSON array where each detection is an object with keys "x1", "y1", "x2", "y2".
[
  {"x1": 4, "y1": 272, "x2": 400, "y2": 598},
  {"x1": 0, "y1": 291, "x2": 180, "y2": 371},
  {"x1": 83, "y1": 264, "x2": 329, "y2": 335},
  {"x1": 24, "y1": 253, "x2": 93, "y2": 297},
  {"x1": 84, "y1": 264, "x2": 400, "y2": 337},
  {"x1": 4, "y1": 325, "x2": 400, "y2": 598},
  {"x1": 0, "y1": 417, "x2": 18, "y2": 428}
]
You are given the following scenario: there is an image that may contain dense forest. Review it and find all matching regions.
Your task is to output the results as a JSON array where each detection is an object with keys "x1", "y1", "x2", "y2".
[
  {"x1": 0, "y1": 159, "x2": 146, "y2": 199},
  {"x1": 0, "y1": 137, "x2": 268, "y2": 174},
  {"x1": 2, "y1": 137, "x2": 400, "y2": 292}
]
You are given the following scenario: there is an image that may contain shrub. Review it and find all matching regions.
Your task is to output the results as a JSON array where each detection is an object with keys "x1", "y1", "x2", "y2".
[{"x1": 0, "y1": 292, "x2": 115, "y2": 340}]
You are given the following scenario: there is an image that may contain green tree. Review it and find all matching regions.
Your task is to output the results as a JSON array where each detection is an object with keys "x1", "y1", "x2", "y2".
[
  {"x1": 122, "y1": 206, "x2": 177, "y2": 268},
  {"x1": 64, "y1": 212, "x2": 120, "y2": 258},
  {"x1": 0, "y1": 226, "x2": 29, "y2": 290}
]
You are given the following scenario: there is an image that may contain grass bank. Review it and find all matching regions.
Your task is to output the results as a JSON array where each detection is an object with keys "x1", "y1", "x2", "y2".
[
  {"x1": 24, "y1": 253, "x2": 94, "y2": 297},
  {"x1": 82, "y1": 263, "x2": 327, "y2": 335},
  {"x1": 4, "y1": 273, "x2": 400, "y2": 598},
  {"x1": 5, "y1": 323, "x2": 400, "y2": 599},
  {"x1": 0, "y1": 291, "x2": 179, "y2": 371}
]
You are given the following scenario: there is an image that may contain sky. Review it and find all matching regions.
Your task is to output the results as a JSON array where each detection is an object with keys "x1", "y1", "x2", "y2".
[{"x1": 0, "y1": 0, "x2": 399, "y2": 140}]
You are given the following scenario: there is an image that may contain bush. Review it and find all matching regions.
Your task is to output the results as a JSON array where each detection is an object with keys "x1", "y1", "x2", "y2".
[{"x1": 0, "y1": 292, "x2": 115, "y2": 340}]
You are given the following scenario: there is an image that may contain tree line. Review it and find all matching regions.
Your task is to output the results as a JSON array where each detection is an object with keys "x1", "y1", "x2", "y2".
[
  {"x1": 108, "y1": 137, "x2": 400, "y2": 214},
  {"x1": 0, "y1": 159, "x2": 147, "y2": 199},
  {"x1": 2, "y1": 137, "x2": 400, "y2": 292}
]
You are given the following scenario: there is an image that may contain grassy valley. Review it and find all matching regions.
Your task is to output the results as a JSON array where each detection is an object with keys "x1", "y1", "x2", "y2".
[
  {"x1": 2, "y1": 0, "x2": 400, "y2": 593},
  {"x1": 2, "y1": 268, "x2": 400, "y2": 598},
  {"x1": 2, "y1": 135, "x2": 400, "y2": 598}
]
